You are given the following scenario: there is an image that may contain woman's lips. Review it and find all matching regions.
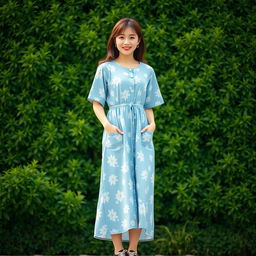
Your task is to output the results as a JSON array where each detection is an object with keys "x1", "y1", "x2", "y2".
[{"x1": 123, "y1": 47, "x2": 131, "y2": 51}]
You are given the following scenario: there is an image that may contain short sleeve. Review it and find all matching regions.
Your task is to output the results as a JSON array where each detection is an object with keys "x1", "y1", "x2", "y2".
[
  {"x1": 144, "y1": 68, "x2": 165, "y2": 109},
  {"x1": 87, "y1": 64, "x2": 108, "y2": 107}
]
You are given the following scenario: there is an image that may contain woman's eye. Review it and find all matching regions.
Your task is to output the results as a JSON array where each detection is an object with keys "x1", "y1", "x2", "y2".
[{"x1": 118, "y1": 36, "x2": 135, "y2": 39}]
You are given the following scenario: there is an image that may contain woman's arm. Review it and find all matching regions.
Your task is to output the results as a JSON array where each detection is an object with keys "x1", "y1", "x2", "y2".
[
  {"x1": 92, "y1": 100, "x2": 109, "y2": 128},
  {"x1": 142, "y1": 108, "x2": 156, "y2": 132},
  {"x1": 92, "y1": 100, "x2": 124, "y2": 134}
]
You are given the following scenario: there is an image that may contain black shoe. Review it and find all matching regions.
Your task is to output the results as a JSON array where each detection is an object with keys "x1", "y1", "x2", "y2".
[
  {"x1": 127, "y1": 250, "x2": 138, "y2": 256},
  {"x1": 114, "y1": 249, "x2": 128, "y2": 256}
]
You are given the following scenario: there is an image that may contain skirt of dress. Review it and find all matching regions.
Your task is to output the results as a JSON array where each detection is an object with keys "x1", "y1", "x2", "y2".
[{"x1": 93, "y1": 104, "x2": 155, "y2": 241}]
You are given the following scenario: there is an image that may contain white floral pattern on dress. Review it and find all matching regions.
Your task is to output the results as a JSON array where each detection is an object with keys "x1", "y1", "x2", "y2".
[
  {"x1": 101, "y1": 192, "x2": 110, "y2": 204},
  {"x1": 121, "y1": 89, "x2": 130, "y2": 100},
  {"x1": 121, "y1": 219, "x2": 129, "y2": 230},
  {"x1": 107, "y1": 154, "x2": 118, "y2": 167},
  {"x1": 96, "y1": 208, "x2": 102, "y2": 219},
  {"x1": 137, "y1": 151, "x2": 144, "y2": 162},
  {"x1": 123, "y1": 204, "x2": 130, "y2": 214},
  {"x1": 115, "y1": 190, "x2": 125, "y2": 203},
  {"x1": 99, "y1": 225, "x2": 107, "y2": 237},
  {"x1": 108, "y1": 209, "x2": 119, "y2": 221},
  {"x1": 142, "y1": 132, "x2": 151, "y2": 142},
  {"x1": 141, "y1": 169, "x2": 148, "y2": 180},
  {"x1": 109, "y1": 174, "x2": 118, "y2": 185},
  {"x1": 139, "y1": 201, "x2": 147, "y2": 216},
  {"x1": 112, "y1": 76, "x2": 121, "y2": 87}
]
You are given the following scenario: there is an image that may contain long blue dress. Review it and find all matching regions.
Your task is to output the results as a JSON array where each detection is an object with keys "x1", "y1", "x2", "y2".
[{"x1": 87, "y1": 59, "x2": 165, "y2": 242}]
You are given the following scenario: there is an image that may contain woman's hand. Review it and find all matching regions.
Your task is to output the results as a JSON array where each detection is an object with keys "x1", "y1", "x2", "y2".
[
  {"x1": 104, "y1": 121, "x2": 124, "y2": 134},
  {"x1": 140, "y1": 122, "x2": 156, "y2": 133}
]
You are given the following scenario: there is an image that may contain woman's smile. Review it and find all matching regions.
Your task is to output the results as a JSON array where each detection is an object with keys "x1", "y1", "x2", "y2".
[{"x1": 123, "y1": 46, "x2": 131, "y2": 51}]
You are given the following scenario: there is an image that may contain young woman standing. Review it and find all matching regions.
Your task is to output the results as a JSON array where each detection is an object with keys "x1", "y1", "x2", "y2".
[{"x1": 87, "y1": 17, "x2": 165, "y2": 256}]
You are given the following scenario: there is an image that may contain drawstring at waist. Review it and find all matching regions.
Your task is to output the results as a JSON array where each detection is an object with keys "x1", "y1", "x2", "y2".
[
  {"x1": 109, "y1": 103, "x2": 144, "y2": 123},
  {"x1": 109, "y1": 103, "x2": 143, "y2": 110}
]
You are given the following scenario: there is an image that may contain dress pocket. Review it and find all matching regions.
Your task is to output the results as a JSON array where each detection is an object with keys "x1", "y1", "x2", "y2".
[
  {"x1": 108, "y1": 131, "x2": 119, "y2": 136},
  {"x1": 105, "y1": 132, "x2": 123, "y2": 150},
  {"x1": 141, "y1": 130, "x2": 154, "y2": 149}
]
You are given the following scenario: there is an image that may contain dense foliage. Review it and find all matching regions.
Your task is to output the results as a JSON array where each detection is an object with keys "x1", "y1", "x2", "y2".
[{"x1": 0, "y1": 0, "x2": 255, "y2": 255}]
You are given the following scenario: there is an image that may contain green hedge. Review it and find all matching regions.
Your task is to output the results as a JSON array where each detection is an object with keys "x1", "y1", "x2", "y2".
[{"x1": 0, "y1": 0, "x2": 255, "y2": 255}]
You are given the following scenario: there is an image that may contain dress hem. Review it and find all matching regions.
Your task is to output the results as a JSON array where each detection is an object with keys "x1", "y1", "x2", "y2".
[
  {"x1": 94, "y1": 235, "x2": 154, "y2": 242},
  {"x1": 94, "y1": 226, "x2": 154, "y2": 242}
]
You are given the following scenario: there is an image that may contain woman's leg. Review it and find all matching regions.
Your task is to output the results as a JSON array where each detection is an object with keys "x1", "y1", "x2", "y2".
[
  {"x1": 128, "y1": 228, "x2": 142, "y2": 252},
  {"x1": 111, "y1": 233, "x2": 124, "y2": 254}
]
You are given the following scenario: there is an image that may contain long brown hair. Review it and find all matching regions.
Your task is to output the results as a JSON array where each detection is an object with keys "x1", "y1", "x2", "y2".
[{"x1": 98, "y1": 17, "x2": 147, "y2": 65}]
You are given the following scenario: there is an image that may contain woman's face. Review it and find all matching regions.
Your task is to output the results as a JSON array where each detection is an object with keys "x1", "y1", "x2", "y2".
[{"x1": 115, "y1": 27, "x2": 140, "y2": 57}]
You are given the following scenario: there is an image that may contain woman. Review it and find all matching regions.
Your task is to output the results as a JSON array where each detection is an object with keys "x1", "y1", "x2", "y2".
[{"x1": 87, "y1": 17, "x2": 165, "y2": 256}]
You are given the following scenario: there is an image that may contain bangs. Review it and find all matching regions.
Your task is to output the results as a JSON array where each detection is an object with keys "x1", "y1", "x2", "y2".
[{"x1": 115, "y1": 23, "x2": 138, "y2": 37}]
